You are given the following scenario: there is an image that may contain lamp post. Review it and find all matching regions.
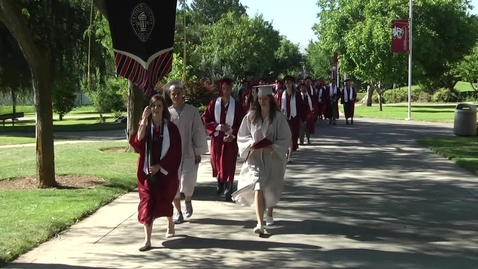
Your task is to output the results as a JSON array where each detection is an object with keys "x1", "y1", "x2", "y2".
[{"x1": 406, "y1": 0, "x2": 413, "y2": 120}]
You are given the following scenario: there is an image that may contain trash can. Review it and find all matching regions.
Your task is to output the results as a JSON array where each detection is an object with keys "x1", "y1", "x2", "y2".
[{"x1": 453, "y1": 103, "x2": 477, "y2": 136}]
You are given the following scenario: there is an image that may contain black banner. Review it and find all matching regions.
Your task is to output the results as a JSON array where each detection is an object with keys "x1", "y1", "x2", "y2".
[{"x1": 105, "y1": 0, "x2": 177, "y2": 95}]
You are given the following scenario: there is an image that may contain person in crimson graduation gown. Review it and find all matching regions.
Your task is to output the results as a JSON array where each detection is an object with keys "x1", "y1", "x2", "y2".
[
  {"x1": 341, "y1": 78, "x2": 357, "y2": 125},
  {"x1": 243, "y1": 84, "x2": 259, "y2": 114},
  {"x1": 316, "y1": 79, "x2": 327, "y2": 120},
  {"x1": 280, "y1": 75, "x2": 306, "y2": 163},
  {"x1": 298, "y1": 83, "x2": 315, "y2": 145},
  {"x1": 274, "y1": 80, "x2": 284, "y2": 105},
  {"x1": 304, "y1": 77, "x2": 319, "y2": 120},
  {"x1": 202, "y1": 78, "x2": 244, "y2": 201},
  {"x1": 325, "y1": 79, "x2": 341, "y2": 125},
  {"x1": 129, "y1": 94, "x2": 182, "y2": 251}
]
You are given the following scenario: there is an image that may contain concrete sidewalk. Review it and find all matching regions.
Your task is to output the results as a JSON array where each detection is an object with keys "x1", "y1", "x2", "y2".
[{"x1": 4, "y1": 118, "x2": 478, "y2": 269}]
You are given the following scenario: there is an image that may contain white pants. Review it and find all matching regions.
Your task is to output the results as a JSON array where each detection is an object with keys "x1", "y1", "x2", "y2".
[{"x1": 175, "y1": 157, "x2": 199, "y2": 198}]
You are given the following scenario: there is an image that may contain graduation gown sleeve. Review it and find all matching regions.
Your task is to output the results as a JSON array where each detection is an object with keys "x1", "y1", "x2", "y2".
[
  {"x1": 192, "y1": 108, "x2": 209, "y2": 156},
  {"x1": 202, "y1": 99, "x2": 219, "y2": 136}
]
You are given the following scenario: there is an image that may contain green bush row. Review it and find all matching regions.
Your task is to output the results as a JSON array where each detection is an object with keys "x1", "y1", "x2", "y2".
[{"x1": 363, "y1": 88, "x2": 478, "y2": 104}]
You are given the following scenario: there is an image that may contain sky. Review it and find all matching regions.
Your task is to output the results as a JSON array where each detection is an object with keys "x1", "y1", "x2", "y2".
[{"x1": 240, "y1": 0, "x2": 478, "y2": 53}]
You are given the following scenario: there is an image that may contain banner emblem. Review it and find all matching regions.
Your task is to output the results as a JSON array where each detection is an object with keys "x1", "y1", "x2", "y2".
[{"x1": 131, "y1": 3, "x2": 155, "y2": 43}]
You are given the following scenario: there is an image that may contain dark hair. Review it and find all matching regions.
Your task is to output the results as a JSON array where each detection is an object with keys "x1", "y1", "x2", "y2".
[
  {"x1": 149, "y1": 94, "x2": 171, "y2": 121},
  {"x1": 247, "y1": 87, "x2": 259, "y2": 107},
  {"x1": 251, "y1": 95, "x2": 279, "y2": 124}
]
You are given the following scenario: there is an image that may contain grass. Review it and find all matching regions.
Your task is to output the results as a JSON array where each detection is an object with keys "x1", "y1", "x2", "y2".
[
  {"x1": 417, "y1": 137, "x2": 478, "y2": 174},
  {"x1": 349, "y1": 104, "x2": 464, "y2": 122},
  {"x1": 0, "y1": 116, "x2": 125, "y2": 133},
  {"x1": 0, "y1": 105, "x2": 100, "y2": 116},
  {"x1": 0, "y1": 136, "x2": 75, "y2": 146},
  {"x1": 0, "y1": 141, "x2": 138, "y2": 266}
]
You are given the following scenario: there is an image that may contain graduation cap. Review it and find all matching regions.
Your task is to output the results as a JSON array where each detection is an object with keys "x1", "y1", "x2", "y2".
[
  {"x1": 105, "y1": 0, "x2": 177, "y2": 96},
  {"x1": 283, "y1": 75, "x2": 296, "y2": 83},
  {"x1": 304, "y1": 76, "x2": 313, "y2": 81},
  {"x1": 162, "y1": 80, "x2": 183, "y2": 91},
  {"x1": 344, "y1": 78, "x2": 352, "y2": 82},
  {"x1": 254, "y1": 85, "x2": 274, "y2": 96}
]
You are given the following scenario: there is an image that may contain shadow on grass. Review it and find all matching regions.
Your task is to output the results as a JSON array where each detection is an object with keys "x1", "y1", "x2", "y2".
[{"x1": 0, "y1": 123, "x2": 126, "y2": 134}]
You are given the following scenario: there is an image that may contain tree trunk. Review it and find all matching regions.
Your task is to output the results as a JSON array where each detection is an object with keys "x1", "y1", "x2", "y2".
[
  {"x1": 0, "y1": 0, "x2": 57, "y2": 188},
  {"x1": 33, "y1": 64, "x2": 57, "y2": 188},
  {"x1": 10, "y1": 87, "x2": 16, "y2": 126},
  {"x1": 366, "y1": 84, "x2": 374, "y2": 106},
  {"x1": 125, "y1": 80, "x2": 145, "y2": 152}
]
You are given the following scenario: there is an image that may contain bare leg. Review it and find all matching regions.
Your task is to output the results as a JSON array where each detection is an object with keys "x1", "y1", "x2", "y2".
[
  {"x1": 139, "y1": 222, "x2": 153, "y2": 251},
  {"x1": 185, "y1": 196, "x2": 192, "y2": 202},
  {"x1": 254, "y1": 190, "x2": 265, "y2": 226},
  {"x1": 267, "y1": 207, "x2": 274, "y2": 217},
  {"x1": 173, "y1": 198, "x2": 182, "y2": 213},
  {"x1": 166, "y1": 216, "x2": 175, "y2": 238}
]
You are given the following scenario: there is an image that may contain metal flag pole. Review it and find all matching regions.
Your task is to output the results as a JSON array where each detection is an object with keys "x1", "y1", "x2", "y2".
[{"x1": 407, "y1": 0, "x2": 413, "y2": 120}]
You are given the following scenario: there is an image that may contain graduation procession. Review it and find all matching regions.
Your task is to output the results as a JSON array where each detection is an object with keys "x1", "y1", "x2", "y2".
[
  {"x1": 126, "y1": 74, "x2": 358, "y2": 251},
  {"x1": 6, "y1": 0, "x2": 478, "y2": 267}
]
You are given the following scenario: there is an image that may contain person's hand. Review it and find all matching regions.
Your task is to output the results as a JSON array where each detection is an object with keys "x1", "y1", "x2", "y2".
[
  {"x1": 149, "y1": 164, "x2": 161, "y2": 175},
  {"x1": 142, "y1": 106, "x2": 152, "y2": 119},
  {"x1": 195, "y1": 155, "x2": 201, "y2": 164},
  {"x1": 224, "y1": 135, "x2": 234, "y2": 143},
  {"x1": 220, "y1": 124, "x2": 230, "y2": 132}
]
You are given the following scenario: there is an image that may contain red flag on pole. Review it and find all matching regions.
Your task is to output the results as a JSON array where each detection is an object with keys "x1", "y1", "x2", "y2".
[{"x1": 392, "y1": 19, "x2": 409, "y2": 53}]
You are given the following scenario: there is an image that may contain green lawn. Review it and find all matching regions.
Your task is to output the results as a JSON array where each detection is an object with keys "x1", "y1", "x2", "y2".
[
  {"x1": 0, "y1": 105, "x2": 100, "y2": 116},
  {"x1": 0, "y1": 136, "x2": 75, "y2": 146},
  {"x1": 387, "y1": 81, "x2": 475, "y2": 92},
  {"x1": 0, "y1": 141, "x2": 138, "y2": 266},
  {"x1": 349, "y1": 104, "x2": 462, "y2": 122},
  {"x1": 417, "y1": 137, "x2": 478, "y2": 174},
  {"x1": 0, "y1": 116, "x2": 125, "y2": 133}
]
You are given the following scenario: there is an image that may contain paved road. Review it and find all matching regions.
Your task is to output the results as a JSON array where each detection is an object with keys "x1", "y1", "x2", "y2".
[{"x1": 4, "y1": 118, "x2": 478, "y2": 269}]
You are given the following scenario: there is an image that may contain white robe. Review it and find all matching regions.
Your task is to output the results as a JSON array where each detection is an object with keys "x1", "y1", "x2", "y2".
[
  {"x1": 169, "y1": 104, "x2": 208, "y2": 197},
  {"x1": 232, "y1": 110, "x2": 292, "y2": 207}
]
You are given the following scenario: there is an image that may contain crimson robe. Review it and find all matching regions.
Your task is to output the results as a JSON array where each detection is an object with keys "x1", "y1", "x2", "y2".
[
  {"x1": 317, "y1": 86, "x2": 326, "y2": 117},
  {"x1": 324, "y1": 86, "x2": 340, "y2": 120},
  {"x1": 341, "y1": 86, "x2": 357, "y2": 118},
  {"x1": 129, "y1": 121, "x2": 182, "y2": 226},
  {"x1": 283, "y1": 91, "x2": 306, "y2": 151},
  {"x1": 203, "y1": 97, "x2": 243, "y2": 183},
  {"x1": 274, "y1": 90, "x2": 283, "y2": 106},
  {"x1": 307, "y1": 85, "x2": 319, "y2": 118},
  {"x1": 301, "y1": 92, "x2": 315, "y2": 134}
]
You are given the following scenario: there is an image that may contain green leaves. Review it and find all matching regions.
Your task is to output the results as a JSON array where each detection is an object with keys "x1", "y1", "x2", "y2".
[{"x1": 310, "y1": 0, "x2": 478, "y2": 90}]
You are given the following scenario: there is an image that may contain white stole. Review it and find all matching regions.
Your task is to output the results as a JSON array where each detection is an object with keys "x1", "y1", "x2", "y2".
[
  {"x1": 281, "y1": 91, "x2": 297, "y2": 119},
  {"x1": 301, "y1": 92, "x2": 313, "y2": 110},
  {"x1": 344, "y1": 87, "x2": 354, "y2": 102},
  {"x1": 318, "y1": 87, "x2": 324, "y2": 102},
  {"x1": 214, "y1": 97, "x2": 235, "y2": 136},
  {"x1": 308, "y1": 85, "x2": 316, "y2": 96},
  {"x1": 143, "y1": 121, "x2": 170, "y2": 175},
  {"x1": 329, "y1": 85, "x2": 337, "y2": 96}
]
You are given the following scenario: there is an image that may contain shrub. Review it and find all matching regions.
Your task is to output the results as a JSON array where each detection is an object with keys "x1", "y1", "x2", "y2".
[
  {"x1": 52, "y1": 78, "x2": 77, "y2": 120},
  {"x1": 183, "y1": 81, "x2": 218, "y2": 107},
  {"x1": 432, "y1": 88, "x2": 459, "y2": 103},
  {"x1": 417, "y1": 91, "x2": 432, "y2": 102}
]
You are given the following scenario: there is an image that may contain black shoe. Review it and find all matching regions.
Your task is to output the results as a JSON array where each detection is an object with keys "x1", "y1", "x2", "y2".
[
  {"x1": 216, "y1": 182, "x2": 224, "y2": 194},
  {"x1": 346, "y1": 120, "x2": 349, "y2": 125},
  {"x1": 225, "y1": 192, "x2": 232, "y2": 202},
  {"x1": 351, "y1": 119, "x2": 354, "y2": 125}
]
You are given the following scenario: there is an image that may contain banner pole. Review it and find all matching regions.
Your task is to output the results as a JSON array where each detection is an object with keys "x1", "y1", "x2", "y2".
[{"x1": 407, "y1": 0, "x2": 413, "y2": 120}]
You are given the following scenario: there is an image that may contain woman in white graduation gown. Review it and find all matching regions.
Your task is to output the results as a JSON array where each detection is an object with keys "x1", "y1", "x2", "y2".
[
  {"x1": 164, "y1": 80, "x2": 209, "y2": 224},
  {"x1": 232, "y1": 84, "x2": 292, "y2": 235}
]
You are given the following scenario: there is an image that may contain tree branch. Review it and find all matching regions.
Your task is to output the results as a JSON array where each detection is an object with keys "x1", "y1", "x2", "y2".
[
  {"x1": 93, "y1": 0, "x2": 108, "y2": 20},
  {"x1": 0, "y1": 0, "x2": 47, "y2": 69}
]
